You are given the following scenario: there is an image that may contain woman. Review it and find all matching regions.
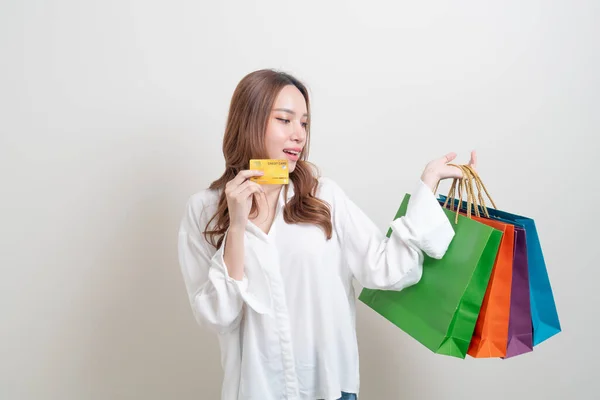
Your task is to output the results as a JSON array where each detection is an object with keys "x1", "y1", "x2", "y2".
[{"x1": 178, "y1": 69, "x2": 476, "y2": 399}]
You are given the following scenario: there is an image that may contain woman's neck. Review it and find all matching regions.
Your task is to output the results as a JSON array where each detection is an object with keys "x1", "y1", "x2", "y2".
[{"x1": 262, "y1": 184, "x2": 283, "y2": 197}]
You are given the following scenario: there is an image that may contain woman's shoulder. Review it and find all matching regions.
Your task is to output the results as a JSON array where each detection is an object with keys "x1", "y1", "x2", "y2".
[
  {"x1": 180, "y1": 187, "x2": 222, "y2": 234},
  {"x1": 315, "y1": 176, "x2": 348, "y2": 202},
  {"x1": 188, "y1": 187, "x2": 221, "y2": 208}
]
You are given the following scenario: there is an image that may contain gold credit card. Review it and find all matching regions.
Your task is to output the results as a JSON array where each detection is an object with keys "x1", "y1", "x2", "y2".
[{"x1": 249, "y1": 159, "x2": 289, "y2": 184}]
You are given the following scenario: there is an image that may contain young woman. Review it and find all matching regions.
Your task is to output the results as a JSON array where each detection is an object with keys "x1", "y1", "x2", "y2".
[{"x1": 178, "y1": 69, "x2": 476, "y2": 400}]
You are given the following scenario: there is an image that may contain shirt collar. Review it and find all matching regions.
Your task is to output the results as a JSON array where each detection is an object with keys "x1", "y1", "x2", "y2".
[{"x1": 276, "y1": 179, "x2": 295, "y2": 209}]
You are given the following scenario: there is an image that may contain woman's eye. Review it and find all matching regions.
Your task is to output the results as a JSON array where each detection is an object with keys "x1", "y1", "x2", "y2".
[
  {"x1": 276, "y1": 118, "x2": 290, "y2": 124},
  {"x1": 301, "y1": 122, "x2": 308, "y2": 128}
]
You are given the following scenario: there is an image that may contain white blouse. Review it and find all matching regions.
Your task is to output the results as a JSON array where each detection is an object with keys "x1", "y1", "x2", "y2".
[{"x1": 178, "y1": 177, "x2": 455, "y2": 400}]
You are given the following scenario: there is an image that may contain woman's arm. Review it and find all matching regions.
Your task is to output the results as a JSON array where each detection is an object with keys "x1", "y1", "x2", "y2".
[
  {"x1": 178, "y1": 191, "x2": 271, "y2": 334},
  {"x1": 331, "y1": 178, "x2": 454, "y2": 291},
  {"x1": 333, "y1": 151, "x2": 476, "y2": 291}
]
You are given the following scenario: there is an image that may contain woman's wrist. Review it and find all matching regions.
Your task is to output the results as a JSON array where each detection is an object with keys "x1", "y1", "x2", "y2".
[
  {"x1": 420, "y1": 170, "x2": 440, "y2": 193},
  {"x1": 228, "y1": 224, "x2": 246, "y2": 235}
]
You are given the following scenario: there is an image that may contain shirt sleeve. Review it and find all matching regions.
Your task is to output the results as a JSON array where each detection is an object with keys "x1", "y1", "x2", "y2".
[
  {"x1": 331, "y1": 178, "x2": 455, "y2": 291},
  {"x1": 177, "y1": 196, "x2": 272, "y2": 334}
]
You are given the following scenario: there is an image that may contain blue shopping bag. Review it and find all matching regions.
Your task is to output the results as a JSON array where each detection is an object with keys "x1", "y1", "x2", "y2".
[{"x1": 439, "y1": 195, "x2": 561, "y2": 346}]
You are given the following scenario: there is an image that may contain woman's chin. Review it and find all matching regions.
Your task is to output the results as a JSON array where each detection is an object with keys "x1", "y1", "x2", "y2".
[{"x1": 288, "y1": 161, "x2": 298, "y2": 173}]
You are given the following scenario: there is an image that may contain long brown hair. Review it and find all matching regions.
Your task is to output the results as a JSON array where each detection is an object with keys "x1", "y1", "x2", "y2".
[{"x1": 203, "y1": 69, "x2": 333, "y2": 249}]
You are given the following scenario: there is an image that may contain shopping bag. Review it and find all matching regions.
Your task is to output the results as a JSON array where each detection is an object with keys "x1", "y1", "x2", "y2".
[
  {"x1": 465, "y1": 216, "x2": 515, "y2": 358},
  {"x1": 504, "y1": 227, "x2": 534, "y2": 358},
  {"x1": 436, "y1": 201, "x2": 535, "y2": 359},
  {"x1": 358, "y1": 171, "x2": 503, "y2": 359},
  {"x1": 438, "y1": 196, "x2": 561, "y2": 346}
]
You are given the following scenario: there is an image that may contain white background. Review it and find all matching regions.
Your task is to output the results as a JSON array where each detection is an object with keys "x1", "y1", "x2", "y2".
[{"x1": 1, "y1": 1, "x2": 598, "y2": 399}]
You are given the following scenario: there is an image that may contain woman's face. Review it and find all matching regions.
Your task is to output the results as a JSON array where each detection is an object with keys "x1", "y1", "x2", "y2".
[{"x1": 264, "y1": 85, "x2": 308, "y2": 173}]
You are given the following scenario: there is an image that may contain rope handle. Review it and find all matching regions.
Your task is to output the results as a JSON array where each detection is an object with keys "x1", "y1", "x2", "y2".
[{"x1": 436, "y1": 164, "x2": 497, "y2": 224}]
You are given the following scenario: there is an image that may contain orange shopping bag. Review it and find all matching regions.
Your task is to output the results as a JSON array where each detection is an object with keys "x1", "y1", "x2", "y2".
[
  {"x1": 466, "y1": 216, "x2": 515, "y2": 358},
  {"x1": 438, "y1": 165, "x2": 515, "y2": 358}
]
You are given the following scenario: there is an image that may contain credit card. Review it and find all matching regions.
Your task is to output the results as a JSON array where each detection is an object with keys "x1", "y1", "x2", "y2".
[{"x1": 249, "y1": 159, "x2": 289, "y2": 184}]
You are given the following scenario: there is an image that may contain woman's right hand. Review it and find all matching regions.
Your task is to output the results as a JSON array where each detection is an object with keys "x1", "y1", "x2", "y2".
[{"x1": 224, "y1": 170, "x2": 266, "y2": 230}]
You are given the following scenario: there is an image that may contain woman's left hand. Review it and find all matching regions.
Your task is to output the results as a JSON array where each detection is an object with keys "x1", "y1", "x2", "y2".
[{"x1": 420, "y1": 150, "x2": 477, "y2": 192}]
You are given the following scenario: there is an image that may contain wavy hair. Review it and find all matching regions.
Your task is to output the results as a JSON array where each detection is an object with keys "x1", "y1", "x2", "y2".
[{"x1": 203, "y1": 69, "x2": 332, "y2": 249}]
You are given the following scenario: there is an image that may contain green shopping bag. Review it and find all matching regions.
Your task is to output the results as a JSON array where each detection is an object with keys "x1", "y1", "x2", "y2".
[{"x1": 358, "y1": 192, "x2": 503, "y2": 358}]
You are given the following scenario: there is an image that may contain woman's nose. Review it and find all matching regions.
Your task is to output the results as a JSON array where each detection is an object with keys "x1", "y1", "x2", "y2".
[{"x1": 290, "y1": 121, "x2": 306, "y2": 142}]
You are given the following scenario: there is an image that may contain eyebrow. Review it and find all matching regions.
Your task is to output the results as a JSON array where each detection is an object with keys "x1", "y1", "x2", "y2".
[{"x1": 273, "y1": 108, "x2": 308, "y2": 117}]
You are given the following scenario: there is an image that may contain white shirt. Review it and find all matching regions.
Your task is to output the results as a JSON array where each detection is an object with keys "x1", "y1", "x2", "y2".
[{"x1": 178, "y1": 177, "x2": 455, "y2": 400}]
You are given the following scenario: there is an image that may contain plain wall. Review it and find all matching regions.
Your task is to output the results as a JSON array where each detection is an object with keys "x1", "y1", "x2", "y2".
[{"x1": 1, "y1": 0, "x2": 598, "y2": 399}]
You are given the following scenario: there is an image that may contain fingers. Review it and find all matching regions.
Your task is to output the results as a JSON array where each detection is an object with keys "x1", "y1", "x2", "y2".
[
  {"x1": 227, "y1": 169, "x2": 264, "y2": 189},
  {"x1": 427, "y1": 151, "x2": 479, "y2": 185},
  {"x1": 236, "y1": 183, "x2": 265, "y2": 205},
  {"x1": 440, "y1": 151, "x2": 477, "y2": 167},
  {"x1": 469, "y1": 150, "x2": 477, "y2": 168},
  {"x1": 231, "y1": 180, "x2": 264, "y2": 199},
  {"x1": 443, "y1": 152, "x2": 457, "y2": 163}
]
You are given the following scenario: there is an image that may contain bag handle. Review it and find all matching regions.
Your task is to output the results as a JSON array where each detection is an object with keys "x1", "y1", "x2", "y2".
[
  {"x1": 465, "y1": 164, "x2": 497, "y2": 212},
  {"x1": 437, "y1": 164, "x2": 497, "y2": 224}
]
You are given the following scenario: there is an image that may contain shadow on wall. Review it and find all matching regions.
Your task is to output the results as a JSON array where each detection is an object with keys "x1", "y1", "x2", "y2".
[{"x1": 87, "y1": 126, "x2": 225, "y2": 400}]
